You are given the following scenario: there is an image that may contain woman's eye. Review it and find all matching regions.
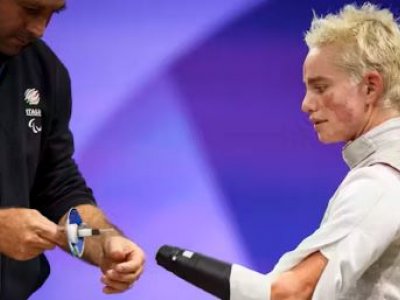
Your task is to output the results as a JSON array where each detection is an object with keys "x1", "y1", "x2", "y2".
[{"x1": 315, "y1": 85, "x2": 327, "y2": 93}]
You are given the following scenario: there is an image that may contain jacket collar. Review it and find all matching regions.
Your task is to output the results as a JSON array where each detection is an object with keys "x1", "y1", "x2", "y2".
[{"x1": 343, "y1": 117, "x2": 400, "y2": 169}]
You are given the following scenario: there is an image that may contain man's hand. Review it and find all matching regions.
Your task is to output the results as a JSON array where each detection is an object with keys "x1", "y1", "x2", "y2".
[
  {"x1": 0, "y1": 208, "x2": 61, "y2": 260},
  {"x1": 58, "y1": 204, "x2": 146, "y2": 294},
  {"x1": 99, "y1": 235, "x2": 145, "y2": 294}
]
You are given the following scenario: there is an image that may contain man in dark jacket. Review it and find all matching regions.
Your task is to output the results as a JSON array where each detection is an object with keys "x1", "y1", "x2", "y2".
[{"x1": 0, "y1": 0, "x2": 145, "y2": 298}]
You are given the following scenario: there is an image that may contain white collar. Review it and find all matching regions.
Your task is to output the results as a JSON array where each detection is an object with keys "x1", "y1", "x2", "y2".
[{"x1": 343, "y1": 117, "x2": 400, "y2": 169}]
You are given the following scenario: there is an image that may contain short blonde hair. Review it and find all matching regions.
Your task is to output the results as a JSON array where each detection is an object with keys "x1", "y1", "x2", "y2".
[{"x1": 305, "y1": 3, "x2": 400, "y2": 111}]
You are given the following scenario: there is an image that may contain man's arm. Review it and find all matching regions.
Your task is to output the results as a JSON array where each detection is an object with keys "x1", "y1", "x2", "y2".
[
  {"x1": 29, "y1": 45, "x2": 145, "y2": 294},
  {"x1": 271, "y1": 251, "x2": 327, "y2": 300},
  {"x1": 57, "y1": 204, "x2": 145, "y2": 294}
]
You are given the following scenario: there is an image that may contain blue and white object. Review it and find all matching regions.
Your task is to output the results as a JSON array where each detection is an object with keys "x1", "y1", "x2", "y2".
[
  {"x1": 66, "y1": 208, "x2": 86, "y2": 257},
  {"x1": 65, "y1": 208, "x2": 115, "y2": 258}
]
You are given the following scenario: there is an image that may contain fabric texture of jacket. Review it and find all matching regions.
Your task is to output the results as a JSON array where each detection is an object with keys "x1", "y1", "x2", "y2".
[{"x1": 0, "y1": 39, "x2": 96, "y2": 299}]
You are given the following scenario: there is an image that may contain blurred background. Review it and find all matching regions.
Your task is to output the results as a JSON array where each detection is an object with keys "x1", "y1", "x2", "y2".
[{"x1": 32, "y1": 0, "x2": 398, "y2": 299}]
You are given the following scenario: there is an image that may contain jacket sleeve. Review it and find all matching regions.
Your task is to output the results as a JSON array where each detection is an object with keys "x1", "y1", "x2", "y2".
[
  {"x1": 268, "y1": 165, "x2": 400, "y2": 299},
  {"x1": 312, "y1": 165, "x2": 400, "y2": 299},
  {"x1": 30, "y1": 61, "x2": 96, "y2": 223}
]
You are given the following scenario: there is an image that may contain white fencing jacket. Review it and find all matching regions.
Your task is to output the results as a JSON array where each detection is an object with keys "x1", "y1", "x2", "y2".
[{"x1": 269, "y1": 117, "x2": 400, "y2": 299}]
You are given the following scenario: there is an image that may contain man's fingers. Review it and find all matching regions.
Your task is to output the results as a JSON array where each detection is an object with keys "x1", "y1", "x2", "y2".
[
  {"x1": 104, "y1": 266, "x2": 143, "y2": 284},
  {"x1": 105, "y1": 242, "x2": 128, "y2": 261},
  {"x1": 22, "y1": 230, "x2": 58, "y2": 251},
  {"x1": 101, "y1": 251, "x2": 144, "y2": 294},
  {"x1": 27, "y1": 230, "x2": 59, "y2": 251},
  {"x1": 101, "y1": 276, "x2": 132, "y2": 294},
  {"x1": 104, "y1": 270, "x2": 134, "y2": 284},
  {"x1": 0, "y1": 208, "x2": 61, "y2": 260},
  {"x1": 37, "y1": 228, "x2": 64, "y2": 247},
  {"x1": 31, "y1": 212, "x2": 62, "y2": 246},
  {"x1": 34, "y1": 237, "x2": 57, "y2": 251},
  {"x1": 102, "y1": 286, "x2": 126, "y2": 295},
  {"x1": 13, "y1": 237, "x2": 57, "y2": 261},
  {"x1": 100, "y1": 236, "x2": 145, "y2": 293},
  {"x1": 114, "y1": 250, "x2": 145, "y2": 273}
]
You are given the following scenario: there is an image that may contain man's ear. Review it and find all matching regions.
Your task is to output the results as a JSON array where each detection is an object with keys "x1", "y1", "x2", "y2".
[{"x1": 363, "y1": 71, "x2": 384, "y2": 105}]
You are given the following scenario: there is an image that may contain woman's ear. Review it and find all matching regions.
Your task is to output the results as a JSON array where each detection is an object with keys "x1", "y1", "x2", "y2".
[{"x1": 363, "y1": 71, "x2": 384, "y2": 105}]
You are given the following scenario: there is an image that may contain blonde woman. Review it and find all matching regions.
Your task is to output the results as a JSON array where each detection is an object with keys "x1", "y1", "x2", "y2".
[{"x1": 230, "y1": 3, "x2": 400, "y2": 300}]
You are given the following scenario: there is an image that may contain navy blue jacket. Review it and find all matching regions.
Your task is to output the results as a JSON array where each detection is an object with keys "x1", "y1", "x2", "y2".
[{"x1": 0, "y1": 40, "x2": 95, "y2": 299}]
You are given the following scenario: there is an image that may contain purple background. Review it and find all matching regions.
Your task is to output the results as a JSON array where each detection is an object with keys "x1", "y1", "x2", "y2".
[{"x1": 30, "y1": 0, "x2": 398, "y2": 299}]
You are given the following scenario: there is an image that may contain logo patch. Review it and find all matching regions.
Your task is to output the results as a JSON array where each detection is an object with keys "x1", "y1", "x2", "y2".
[
  {"x1": 25, "y1": 108, "x2": 42, "y2": 117},
  {"x1": 28, "y1": 118, "x2": 42, "y2": 134},
  {"x1": 24, "y1": 88, "x2": 40, "y2": 105},
  {"x1": 24, "y1": 88, "x2": 42, "y2": 134}
]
